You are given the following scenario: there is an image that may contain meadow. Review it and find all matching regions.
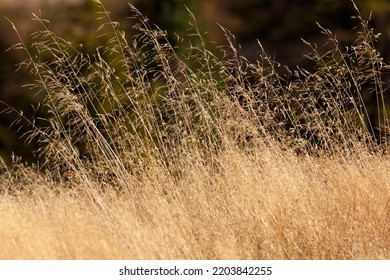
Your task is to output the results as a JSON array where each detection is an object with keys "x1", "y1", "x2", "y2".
[{"x1": 0, "y1": 1, "x2": 389, "y2": 259}]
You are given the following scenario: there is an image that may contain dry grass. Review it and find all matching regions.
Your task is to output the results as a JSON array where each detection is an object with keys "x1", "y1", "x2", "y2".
[
  {"x1": 0, "y1": 148, "x2": 389, "y2": 259},
  {"x1": 0, "y1": 1, "x2": 389, "y2": 259}
]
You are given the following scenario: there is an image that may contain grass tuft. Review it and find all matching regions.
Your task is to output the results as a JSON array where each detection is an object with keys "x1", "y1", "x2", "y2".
[{"x1": 0, "y1": 1, "x2": 389, "y2": 259}]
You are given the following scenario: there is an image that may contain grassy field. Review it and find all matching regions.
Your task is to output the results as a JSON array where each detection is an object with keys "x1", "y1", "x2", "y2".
[
  {"x1": 1, "y1": 147, "x2": 389, "y2": 259},
  {"x1": 0, "y1": 2, "x2": 389, "y2": 259}
]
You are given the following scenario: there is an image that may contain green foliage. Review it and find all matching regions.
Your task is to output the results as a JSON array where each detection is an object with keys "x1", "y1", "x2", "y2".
[{"x1": 358, "y1": 0, "x2": 390, "y2": 13}]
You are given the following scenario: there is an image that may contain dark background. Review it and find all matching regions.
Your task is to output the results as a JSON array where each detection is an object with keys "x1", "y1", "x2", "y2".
[{"x1": 1, "y1": 0, "x2": 389, "y2": 164}]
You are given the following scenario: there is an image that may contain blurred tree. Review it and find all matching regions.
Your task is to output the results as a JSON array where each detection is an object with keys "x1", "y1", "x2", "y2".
[
  {"x1": 133, "y1": 0, "x2": 199, "y2": 38},
  {"x1": 201, "y1": 0, "x2": 357, "y2": 65},
  {"x1": 200, "y1": 0, "x2": 390, "y2": 66}
]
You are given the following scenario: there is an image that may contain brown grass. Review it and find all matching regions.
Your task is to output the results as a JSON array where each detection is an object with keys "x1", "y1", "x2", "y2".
[{"x1": 0, "y1": 1, "x2": 389, "y2": 259}]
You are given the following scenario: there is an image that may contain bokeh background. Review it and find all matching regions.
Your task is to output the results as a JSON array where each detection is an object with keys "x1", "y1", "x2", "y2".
[{"x1": 1, "y1": 0, "x2": 389, "y2": 165}]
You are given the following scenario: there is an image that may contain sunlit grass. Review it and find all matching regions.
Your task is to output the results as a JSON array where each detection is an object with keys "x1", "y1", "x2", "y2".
[
  {"x1": 1, "y1": 148, "x2": 389, "y2": 259},
  {"x1": 0, "y1": 1, "x2": 389, "y2": 259}
]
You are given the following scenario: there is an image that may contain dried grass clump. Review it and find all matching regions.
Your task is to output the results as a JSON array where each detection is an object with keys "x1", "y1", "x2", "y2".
[
  {"x1": 0, "y1": 1, "x2": 389, "y2": 259},
  {"x1": 6, "y1": 1, "x2": 389, "y2": 182}
]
